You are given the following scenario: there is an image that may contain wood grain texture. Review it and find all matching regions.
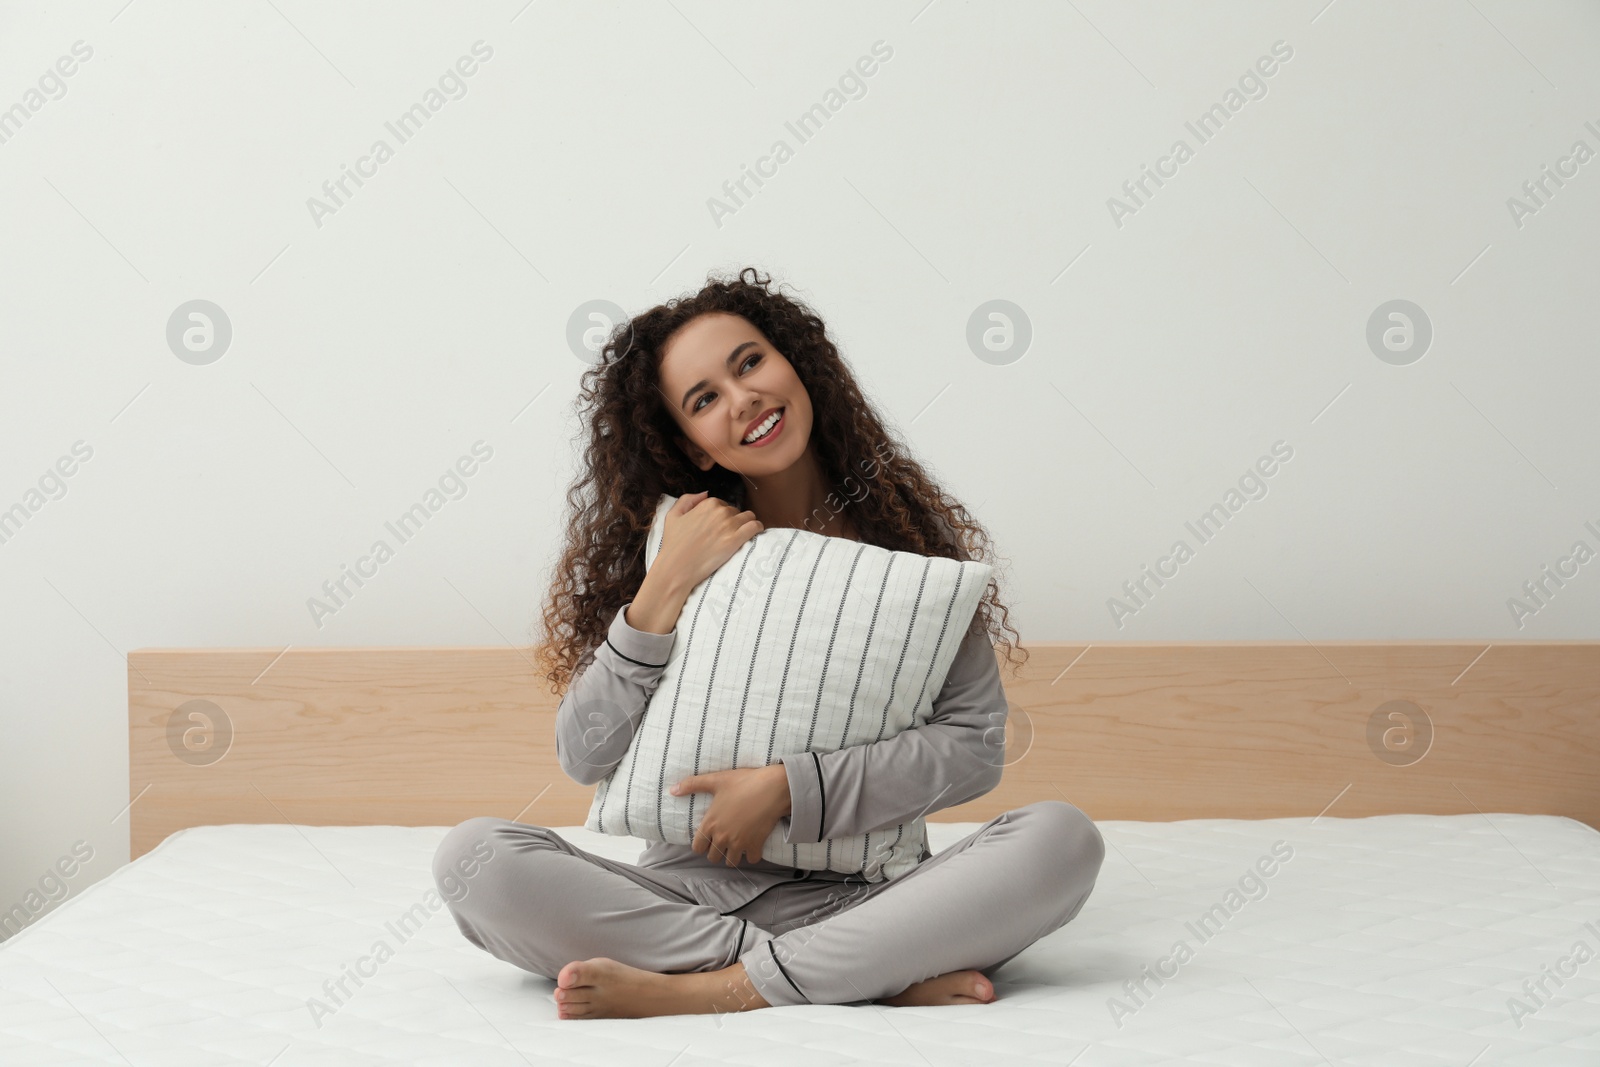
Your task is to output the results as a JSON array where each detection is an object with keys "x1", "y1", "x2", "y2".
[{"x1": 128, "y1": 640, "x2": 1600, "y2": 859}]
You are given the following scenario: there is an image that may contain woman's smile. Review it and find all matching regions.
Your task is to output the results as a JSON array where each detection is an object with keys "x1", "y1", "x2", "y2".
[{"x1": 740, "y1": 407, "x2": 786, "y2": 447}]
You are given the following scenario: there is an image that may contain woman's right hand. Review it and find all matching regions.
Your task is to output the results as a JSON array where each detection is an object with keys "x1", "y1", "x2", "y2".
[{"x1": 655, "y1": 490, "x2": 764, "y2": 591}]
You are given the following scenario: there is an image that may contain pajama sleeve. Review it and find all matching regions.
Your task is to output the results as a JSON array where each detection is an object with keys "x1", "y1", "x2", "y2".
[
  {"x1": 554, "y1": 600, "x2": 678, "y2": 786},
  {"x1": 776, "y1": 618, "x2": 1008, "y2": 845}
]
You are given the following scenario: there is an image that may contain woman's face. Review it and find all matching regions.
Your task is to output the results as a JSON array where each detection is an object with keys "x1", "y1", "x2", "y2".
[{"x1": 658, "y1": 312, "x2": 812, "y2": 477}]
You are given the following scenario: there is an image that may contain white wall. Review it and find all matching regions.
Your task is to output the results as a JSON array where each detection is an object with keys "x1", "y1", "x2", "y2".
[{"x1": 2, "y1": 0, "x2": 1596, "y2": 935}]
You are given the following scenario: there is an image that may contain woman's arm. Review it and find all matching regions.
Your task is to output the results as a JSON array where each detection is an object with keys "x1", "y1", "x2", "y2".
[
  {"x1": 557, "y1": 513, "x2": 1006, "y2": 840},
  {"x1": 556, "y1": 600, "x2": 1007, "y2": 834},
  {"x1": 554, "y1": 601, "x2": 679, "y2": 785},
  {"x1": 776, "y1": 619, "x2": 1008, "y2": 845}
]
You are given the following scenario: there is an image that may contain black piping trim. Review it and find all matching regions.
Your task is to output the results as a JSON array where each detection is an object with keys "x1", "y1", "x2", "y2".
[
  {"x1": 734, "y1": 919, "x2": 748, "y2": 957},
  {"x1": 811, "y1": 751, "x2": 826, "y2": 842},
  {"x1": 769, "y1": 941, "x2": 806, "y2": 1001},
  {"x1": 605, "y1": 636, "x2": 668, "y2": 669}
]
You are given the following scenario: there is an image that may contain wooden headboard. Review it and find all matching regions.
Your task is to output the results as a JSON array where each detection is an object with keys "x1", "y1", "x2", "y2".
[{"x1": 127, "y1": 640, "x2": 1600, "y2": 859}]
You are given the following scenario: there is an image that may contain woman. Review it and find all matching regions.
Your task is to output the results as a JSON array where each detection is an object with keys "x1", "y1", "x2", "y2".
[{"x1": 432, "y1": 268, "x2": 1105, "y2": 1019}]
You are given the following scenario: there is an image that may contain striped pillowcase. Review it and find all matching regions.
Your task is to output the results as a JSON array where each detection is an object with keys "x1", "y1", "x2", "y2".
[{"x1": 584, "y1": 492, "x2": 992, "y2": 882}]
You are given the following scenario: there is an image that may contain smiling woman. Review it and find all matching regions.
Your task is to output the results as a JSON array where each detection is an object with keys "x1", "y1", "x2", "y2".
[
  {"x1": 426, "y1": 266, "x2": 1109, "y2": 1021},
  {"x1": 537, "y1": 266, "x2": 1020, "y2": 672},
  {"x1": 656, "y1": 312, "x2": 844, "y2": 534}
]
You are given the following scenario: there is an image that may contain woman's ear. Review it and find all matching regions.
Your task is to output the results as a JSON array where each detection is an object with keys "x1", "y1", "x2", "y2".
[{"x1": 676, "y1": 434, "x2": 716, "y2": 472}]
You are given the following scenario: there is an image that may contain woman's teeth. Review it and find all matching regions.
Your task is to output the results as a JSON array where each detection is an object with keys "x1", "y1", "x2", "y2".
[{"x1": 743, "y1": 410, "x2": 782, "y2": 444}]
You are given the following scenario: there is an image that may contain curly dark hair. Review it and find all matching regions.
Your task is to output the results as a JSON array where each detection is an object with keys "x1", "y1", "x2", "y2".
[{"x1": 533, "y1": 266, "x2": 1026, "y2": 694}]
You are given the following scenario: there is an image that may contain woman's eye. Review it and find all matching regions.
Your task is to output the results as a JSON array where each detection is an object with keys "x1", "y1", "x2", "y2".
[{"x1": 691, "y1": 353, "x2": 761, "y2": 413}]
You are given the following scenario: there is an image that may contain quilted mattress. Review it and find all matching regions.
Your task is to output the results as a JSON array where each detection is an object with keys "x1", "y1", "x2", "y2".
[{"x1": 1, "y1": 814, "x2": 1597, "y2": 1065}]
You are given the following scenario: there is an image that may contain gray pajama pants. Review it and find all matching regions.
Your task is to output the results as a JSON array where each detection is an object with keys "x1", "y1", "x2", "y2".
[{"x1": 431, "y1": 799, "x2": 1105, "y2": 1008}]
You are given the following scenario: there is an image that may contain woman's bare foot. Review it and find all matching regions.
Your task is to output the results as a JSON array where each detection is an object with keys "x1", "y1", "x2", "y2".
[
  {"x1": 876, "y1": 969, "x2": 996, "y2": 1007},
  {"x1": 553, "y1": 957, "x2": 772, "y2": 1020}
]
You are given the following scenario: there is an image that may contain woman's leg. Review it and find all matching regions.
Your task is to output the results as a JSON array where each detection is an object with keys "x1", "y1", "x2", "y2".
[
  {"x1": 431, "y1": 817, "x2": 776, "y2": 981},
  {"x1": 738, "y1": 799, "x2": 1105, "y2": 1008}
]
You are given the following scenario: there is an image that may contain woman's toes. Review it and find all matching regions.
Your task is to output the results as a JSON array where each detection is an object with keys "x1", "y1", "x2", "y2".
[
  {"x1": 554, "y1": 985, "x2": 591, "y2": 1015},
  {"x1": 559, "y1": 957, "x2": 611, "y2": 989}
]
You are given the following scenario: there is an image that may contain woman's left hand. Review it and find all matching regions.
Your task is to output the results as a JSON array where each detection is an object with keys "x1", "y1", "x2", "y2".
[{"x1": 674, "y1": 764, "x2": 791, "y2": 867}]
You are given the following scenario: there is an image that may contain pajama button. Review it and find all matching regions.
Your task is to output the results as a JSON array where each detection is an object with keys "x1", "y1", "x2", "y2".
[{"x1": 791, "y1": 868, "x2": 805, "y2": 879}]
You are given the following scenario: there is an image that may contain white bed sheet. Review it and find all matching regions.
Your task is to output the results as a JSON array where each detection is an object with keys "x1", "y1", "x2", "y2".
[{"x1": 1, "y1": 814, "x2": 1597, "y2": 1065}]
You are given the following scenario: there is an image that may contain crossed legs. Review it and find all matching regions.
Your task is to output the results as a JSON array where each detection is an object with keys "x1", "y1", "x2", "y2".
[{"x1": 432, "y1": 799, "x2": 1104, "y2": 1016}]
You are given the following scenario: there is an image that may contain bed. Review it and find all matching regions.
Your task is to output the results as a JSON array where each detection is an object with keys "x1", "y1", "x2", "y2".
[
  {"x1": 2, "y1": 816, "x2": 1598, "y2": 1064},
  {"x1": 0, "y1": 638, "x2": 1594, "y2": 1063}
]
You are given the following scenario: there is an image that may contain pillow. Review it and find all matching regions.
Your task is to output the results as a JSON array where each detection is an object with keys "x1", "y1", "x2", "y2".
[{"x1": 584, "y1": 492, "x2": 992, "y2": 882}]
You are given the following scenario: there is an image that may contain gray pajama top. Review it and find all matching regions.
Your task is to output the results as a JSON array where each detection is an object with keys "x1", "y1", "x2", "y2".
[{"x1": 553, "y1": 594, "x2": 1009, "y2": 916}]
